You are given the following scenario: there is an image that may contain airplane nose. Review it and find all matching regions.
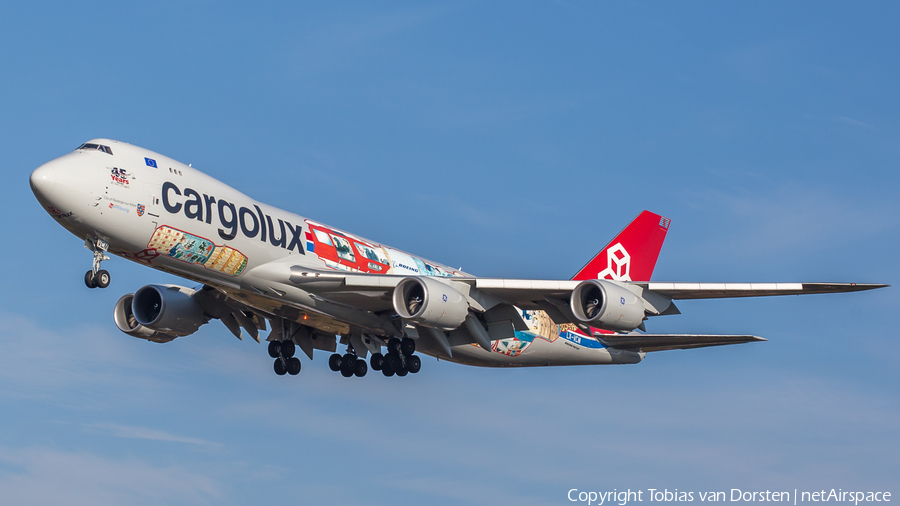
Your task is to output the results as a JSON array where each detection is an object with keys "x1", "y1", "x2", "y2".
[{"x1": 30, "y1": 162, "x2": 58, "y2": 198}]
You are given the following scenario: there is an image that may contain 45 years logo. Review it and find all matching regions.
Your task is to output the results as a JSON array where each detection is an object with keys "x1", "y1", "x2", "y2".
[{"x1": 110, "y1": 167, "x2": 130, "y2": 186}]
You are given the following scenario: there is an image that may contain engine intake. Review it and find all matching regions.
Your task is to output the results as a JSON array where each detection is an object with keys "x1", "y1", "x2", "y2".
[
  {"x1": 392, "y1": 277, "x2": 469, "y2": 330},
  {"x1": 113, "y1": 294, "x2": 177, "y2": 343},
  {"x1": 130, "y1": 284, "x2": 208, "y2": 336},
  {"x1": 570, "y1": 279, "x2": 645, "y2": 331}
]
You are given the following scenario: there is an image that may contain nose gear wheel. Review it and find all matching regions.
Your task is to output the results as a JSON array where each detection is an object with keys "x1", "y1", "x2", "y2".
[{"x1": 84, "y1": 238, "x2": 111, "y2": 289}]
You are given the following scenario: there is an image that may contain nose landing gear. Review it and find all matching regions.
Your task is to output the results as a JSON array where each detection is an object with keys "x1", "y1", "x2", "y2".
[{"x1": 84, "y1": 238, "x2": 111, "y2": 289}]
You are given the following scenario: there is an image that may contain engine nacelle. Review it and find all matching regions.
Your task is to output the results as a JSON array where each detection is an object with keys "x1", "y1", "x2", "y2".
[
  {"x1": 392, "y1": 277, "x2": 469, "y2": 331},
  {"x1": 570, "y1": 279, "x2": 645, "y2": 331},
  {"x1": 130, "y1": 284, "x2": 209, "y2": 337},
  {"x1": 113, "y1": 294, "x2": 178, "y2": 343}
]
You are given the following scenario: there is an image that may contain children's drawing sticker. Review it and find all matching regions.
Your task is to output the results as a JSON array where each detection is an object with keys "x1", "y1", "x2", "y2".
[{"x1": 146, "y1": 226, "x2": 247, "y2": 276}]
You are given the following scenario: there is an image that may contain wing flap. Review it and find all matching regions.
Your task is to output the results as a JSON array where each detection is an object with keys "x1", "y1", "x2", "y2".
[{"x1": 598, "y1": 334, "x2": 766, "y2": 352}]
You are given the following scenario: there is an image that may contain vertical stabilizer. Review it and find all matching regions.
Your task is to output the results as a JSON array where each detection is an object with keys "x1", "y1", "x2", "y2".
[{"x1": 572, "y1": 210, "x2": 670, "y2": 282}]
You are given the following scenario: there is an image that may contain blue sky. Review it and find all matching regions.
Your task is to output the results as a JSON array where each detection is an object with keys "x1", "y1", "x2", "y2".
[{"x1": 2, "y1": 2, "x2": 898, "y2": 504}]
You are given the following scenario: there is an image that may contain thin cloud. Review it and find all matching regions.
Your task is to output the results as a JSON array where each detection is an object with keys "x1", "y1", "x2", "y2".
[
  {"x1": 393, "y1": 475, "x2": 552, "y2": 506},
  {"x1": 803, "y1": 113, "x2": 876, "y2": 129},
  {"x1": 832, "y1": 115, "x2": 875, "y2": 129},
  {"x1": 0, "y1": 447, "x2": 222, "y2": 506},
  {"x1": 86, "y1": 423, "x2": 219, "y2": 447}
]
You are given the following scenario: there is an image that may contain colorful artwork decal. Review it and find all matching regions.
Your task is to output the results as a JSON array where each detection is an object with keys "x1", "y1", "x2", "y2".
[
  {"x1": 304, "y1": 219, "x2": 460, "y2": 277},
  {"x1": 145, "y1": 225, "x2": 248, "y2": 276},
  {"x1": 480, "y1": 309, "x2": 606, "y2": 357},
  {"x1": 489, "y1": 328, "x2": 606, "y2": 357}
]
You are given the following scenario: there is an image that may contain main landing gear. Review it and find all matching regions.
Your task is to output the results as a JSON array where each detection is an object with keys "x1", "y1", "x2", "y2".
[
  {"x1": 328, "y1": 343, "x2": 368, "y2": 378},
  {"x1": 369, "y1": 337, "x2": 421, "y2": 378},
  {"x1": 268, "y1": 339, "x2": 301, "y2": 376},
  {"x1": 84, "y1": 238, "x2": 111, "y2": 289}
]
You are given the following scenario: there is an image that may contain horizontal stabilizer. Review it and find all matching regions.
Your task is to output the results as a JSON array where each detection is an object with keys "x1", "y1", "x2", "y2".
[{"x1": 598, "y1": 333, "x2": 766, "y2": 353}]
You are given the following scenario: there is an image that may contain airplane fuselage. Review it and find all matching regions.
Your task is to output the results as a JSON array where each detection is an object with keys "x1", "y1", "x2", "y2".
[{"x1": 30, "y1": 139, "x2": 636, "y2": 367}]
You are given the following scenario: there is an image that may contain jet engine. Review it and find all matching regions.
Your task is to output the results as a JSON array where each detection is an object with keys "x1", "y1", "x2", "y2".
[
  {"x1": 114, "y1": 294, "x2": 177, "y2": 343},
  {"x1": 392, "y1": 277, "x2": 469, "y2": 331},
  {"x1": 114, "y1": 285, "x2": 209, "y2": 342},
  {"x1": 569, "y1": 279, "x2": 645, "y2": 331}
]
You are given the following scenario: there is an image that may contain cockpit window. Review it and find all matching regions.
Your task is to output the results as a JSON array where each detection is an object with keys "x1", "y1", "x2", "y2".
[{"x1": 76, "y1": 143, "x2": 113, "y2": 155}]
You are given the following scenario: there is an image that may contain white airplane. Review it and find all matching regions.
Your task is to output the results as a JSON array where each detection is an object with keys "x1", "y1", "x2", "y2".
[{"x1": 29, "y1": 139, "x2": 887, "y2": 378}]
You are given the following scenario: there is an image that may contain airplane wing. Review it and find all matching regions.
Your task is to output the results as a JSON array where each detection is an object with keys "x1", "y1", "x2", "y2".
[
  {"x1": 470, "y1": 279, "x2": 887, "y2": 301},
  {"x1": 254, "y1": 264, "x2": 887, "y2": 312},
  {"x1": 247, "y1": 263, "x2": 888, "y2": 355},
  {"x1": 631, "y1": 282, "x2": 889, "y2": 300},
  {"x1": 597, "y1": 333, "x2": 766, "y2": 353}
]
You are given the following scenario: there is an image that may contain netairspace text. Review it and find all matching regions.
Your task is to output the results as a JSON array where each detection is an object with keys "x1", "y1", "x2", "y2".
[{"x1": 567, "y1": 489, "x2": 891, "y2": 506}]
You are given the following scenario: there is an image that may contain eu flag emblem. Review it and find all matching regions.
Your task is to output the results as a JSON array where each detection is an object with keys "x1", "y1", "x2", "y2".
[{"x1": 145, "y1": 157, "x2": 158, "y2": 168}]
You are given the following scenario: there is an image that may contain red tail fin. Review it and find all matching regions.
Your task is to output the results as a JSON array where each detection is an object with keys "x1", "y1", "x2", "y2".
[{"x1": 572, "y1": 210, "x2": 670, "y2": 282}]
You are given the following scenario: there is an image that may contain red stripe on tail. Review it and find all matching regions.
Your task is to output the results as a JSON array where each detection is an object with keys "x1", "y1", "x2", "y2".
[{"x1": 572, "y1": 210, "x2": 670, "y2": 282}]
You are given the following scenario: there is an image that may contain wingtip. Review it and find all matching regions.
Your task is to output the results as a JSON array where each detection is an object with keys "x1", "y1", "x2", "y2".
[{"x1": 854, "y1": 283, "x2": 890, "y2": 290}]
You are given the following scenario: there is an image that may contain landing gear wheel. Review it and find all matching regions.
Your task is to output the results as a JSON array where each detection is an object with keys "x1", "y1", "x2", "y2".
[
  {"x1": 401, "y1": 337, "x2": 416, "y2": 356},
  {"x1": 396, "y1": 366, "x2": 408, "y2": 377},
  {"x1": 328, "y1": 353, "x2": 342, "y2": 372},
  {"x1": 370, "y1": 353, "x2": 384, "y2": 371},
  {"x1": 273, "y1": 358, "x2": 287, "y2": 376},
  {"x1": 85, "y1": 239, "x2": 110, "y2": 289},
  {"x1": 280, "y1": 340, "x2": 296, "y2": 359},
  {"x1": 382, "y1": 362, "x2": 395, "y2": 377},
  {"x1": 387, "y1": 352, "x2": 402, "y2": 372},
  {"x1": 268, "y1": 341, "x2": 281, "y2": 358},
  {"x1": 84, "y1": 270, "x2": 97, "y2": 289},
  {"x1": 354, "y1": 360, "x2": 368, "y2": 377},
  {"x1": 408, "y1": 355, "x2": 421, "y2": 374},
  {"x1": 94, "y1": 270, "x2": 110, "y2": 289},
  {"x1": 286, "y1": 357, "x2": 301, "y2": 375},
  {"x1": 388, "y1": 337, "x2": 402, "y2": 355},
  {"x1": 340, "y1": 354, "x2": 356, "y2": 377}
]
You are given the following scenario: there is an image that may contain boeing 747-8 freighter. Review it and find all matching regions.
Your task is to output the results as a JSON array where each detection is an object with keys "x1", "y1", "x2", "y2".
[{"x1": 29, "y1": 139, "x2": 887, "y2": 378}]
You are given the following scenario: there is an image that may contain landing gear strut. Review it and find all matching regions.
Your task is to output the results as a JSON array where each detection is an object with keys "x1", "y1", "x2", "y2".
[
  {"x1": 326, "y1": 336, "x2": 421, "y2": 379},
  {"x1": 329, "y1": 343, "x2": 367, "y2": 378},
  {"x1": 379, "y1": 337, "x2": 421, "y2": 377},
  {"x1": 269, "y1": 338, "x2": 300, "y2": 376},
  {"x1": 84, "y1": 238, "x2": 111, "y2": 289}
]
